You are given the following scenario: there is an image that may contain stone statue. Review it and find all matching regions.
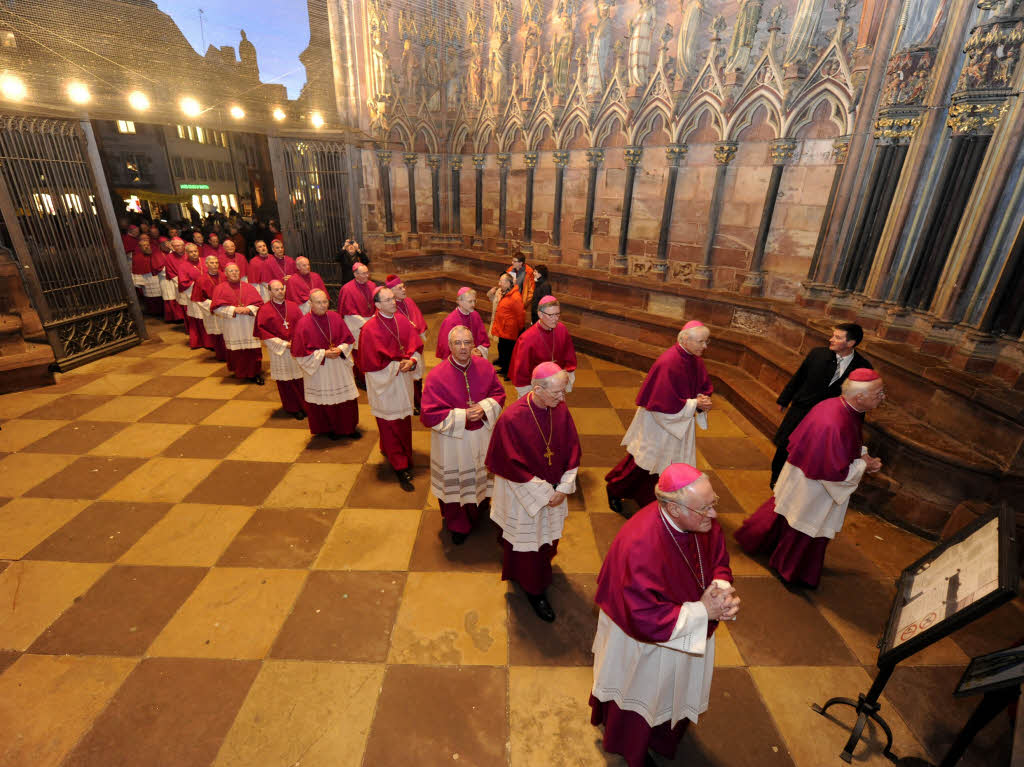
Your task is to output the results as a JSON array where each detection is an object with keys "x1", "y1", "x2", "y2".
[
  {"x1": 676, "y1": 0, "x2": 706, "y2": 79},
  {"x1": 586, "y1": 0, "x2": 616, "y2": 96},
  {"x1": 469, "y1": 41, "x2": 485, "y2": 103},
  {"x1": 628, "y1": 0, "x2": 657, "y2": 87},
  {"x1": 783, "y1": 0, "x2": 826, "y2": 69},
  {"x1": 901, "y1": 0, "x2": 949, "y2": 50},
  {"x1": 490, "y1": 50, "x2": 507, "y2": 102},
  {"x1": 522, "y1": 21, "x2": 542, "y2": 97},
  {"x1": 552, "y1": 11, "x2": 574, "y2": 95},
  {"x1": 370, "y1": 27, "x2": 393, "y2": 99},
  {"x1": 238, "y1": 29, "x2": 259, "y2": 80},
  {"x1": 725, "y1": 0, "x2": 764, "y2": 72},
  {"x1": 401, "y1": 39, "x2": 417, "y2": 99},
  {"x1": 422, "y1": 46, "x2": 442, "y2": 110}
]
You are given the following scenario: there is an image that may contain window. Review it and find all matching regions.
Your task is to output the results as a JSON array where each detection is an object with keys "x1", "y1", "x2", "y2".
[
  {"x1": 172, "y1": 156, "x2": 184, "y2": 177},
  {"x1": 229, "y1": 194, "x2": 238, "y2": 211},
  {"x1": 124, "y1": 152, "x2": 147, "y2": 183},
  {"x1": 116, "y1": 120, "x2": 135, "y2": 134},
  {"x1": 176, "y1": 125, "x2": 186, "y2": 139},
  {"x1": 195, "y1": 126, "x2": 205, "y2": 144},
  {"x1": 184, "y1": 157, "x2": 196, "y2": 179},
  {"x1": 207, "y1": 159, "x2": 217, "y2": 178},
  {"x1": 63, "y1": 194, "x2": 83, "y2": 213},
  {"x1": 191, "y1": 195, "x2": 201, "y2": 213},
  {"x1": 187, "y1": 125, "x2": 195, "y2": 141},
  {"x1": 220, "y1": 194, "x2": 229, "y2": 211},
  {"x1": 201, "y1": 194, "x2": 211, "y2": 209}
]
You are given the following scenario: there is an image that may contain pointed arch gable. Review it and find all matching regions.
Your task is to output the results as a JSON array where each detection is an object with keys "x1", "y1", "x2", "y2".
[
  {"x1": 388, "y1": 119, "x2": 414, "y2": 151},
  {"x1": 783, "y1": 81, "x2": 853, "y2": 137},
  {"x1": 526, "y1": 113, "x2": 555, "y2": 151},
  {"x1": 473, "y1": 119, "x2": 495, "y2": 154},
  {"x1": 628, "y1": 99, "x2": 672, "y2": 145},
  {"x1": 412, "y1": 121, "x2": 439, "y2": 154},
  {"x1": 674, "y1": 99, "x2": 724, "y2": 144},
  {"x1": 725, "y1": 93, "x2": 783, "y2": 142},
  {"x1": 592, "y1": 103, "x2": 629, "y2": 148},
  {"x1": 555, "y1": 107, "x2": 590, "y2": 149}
]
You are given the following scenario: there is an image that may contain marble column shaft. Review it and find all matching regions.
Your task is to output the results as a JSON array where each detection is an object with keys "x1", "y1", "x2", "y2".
[
  {"x1": 698, "y1": 142, "x2": 737, "y2": 281},
  {"x1": 747, "y1": 139, "x2": 796, "y2": 284},
  {"x1": 450, "y1": 156, "x2": 463, "y2": 235},
  {"x1": 617, "y1": 147, "x2": 643, "y2": 263},
  {"x1": 551, "y1": 151, "x2": 569, "y2": 247},
  {"x1": 583, "y1": 149, "x2": 604, "y2": 252},
  {"x1": 377, "y1": 150, "x2": 394, "y2": 233},
  {"x1": 427, "y1": 154, "x2": 441, "y2": 232},
  {"x1": 524, "y1": 152, "x2": 538, "y2": 242},
  {"x1": 404, "y1": 153, "x2": 418, "y2": 235},
  {"x1": 808, "y1": 139, "x2": 849, "y2": 279},
  {"x1": 657, "y1": 145, "x2": 687, "y2": 267},
  {"x1": 473, "y1": 154, "x2": 485, "y2": 239},
  {"x1": 497, "y1": 153, "x2": 510, "y2": 240}
]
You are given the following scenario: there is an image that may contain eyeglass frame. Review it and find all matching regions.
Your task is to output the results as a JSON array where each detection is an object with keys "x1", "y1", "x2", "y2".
[{"x1": 670, "y1": 494, "x2": 720, "y2": 518}]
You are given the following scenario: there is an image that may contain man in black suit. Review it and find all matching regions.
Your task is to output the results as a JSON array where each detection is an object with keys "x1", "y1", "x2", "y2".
[{"x1": 770, "y1": 323, "x2": 873, "y2": 486}]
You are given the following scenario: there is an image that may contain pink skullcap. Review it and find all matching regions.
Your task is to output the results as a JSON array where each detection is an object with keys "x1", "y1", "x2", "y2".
[
  {"x1": 457, "y1": 287, "x2": 472, "y2": 297},
  {"x1": 538, "y1": 295, "x2": 558, "y2": 306},
  {"x1": 532, "y1": 362, "x2": 563, "y2": 380},
  {"x1": 848, "y1": 368, "x2": 880, "y2": 382},
  {"x1": 352, "y1": 263, "x2": 367, "y2": 273},
  {"x1": 372, "y1": 285, "x2": 385, "y2": 297},
  {"x1": 682, "y1": 320, "x2": 705, "y2": 330},
  {"x1": 657, "y1": 463, "x2": 703, "y2": 493},
  {"x1": 385, "y1": 274, "x2": 403, "y2": 289},
  {"x1": 170, "y1": 236, "x2": 184, "y2": 244}
]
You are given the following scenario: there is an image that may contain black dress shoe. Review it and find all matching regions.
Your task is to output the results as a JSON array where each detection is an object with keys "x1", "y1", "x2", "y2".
[
  {"x1": 251, "y1": 374, "x2": 265, "y2": 385},
  {"x1": 413, "y1": 406, "x2": 421, "y2": 416},
  {"x1": 329, "y1": 432, "x2": 343, "y2": 441},
  {"x1": 345, "y1": 428, "x2": 362, "y2": 440},
  {"x1": 451, "y1": 531, "x2": 468, "y2": 545},
  {"x1": 526, "y1": 592, "x2": 556, "y2": 622},
  {"x1": 644, "y1": 752, "x2": 659, "y2": 767},
  {"x1": 606, "y1": 487, "x2": 625, "y2": 515},
  {"x1": 397, "y1": 469, "x2": 415, "y2": 492},
  {"x1": 293, "y1": 411, "x2": 306, "y2": 420}
]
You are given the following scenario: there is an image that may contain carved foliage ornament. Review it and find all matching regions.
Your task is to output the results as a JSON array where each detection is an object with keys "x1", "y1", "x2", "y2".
[
  {"x1": 553, "y1": 150, "x2": 570, "y2": 166},
  {"x1": 873, "y1": 114, "x2": 921, "y2": 141},
  {"x1": 586, "y1": 147, "x2": 605, "y2": 165},
  {"x1": 955, "y1": 19, "x2": 1024, "y2": 95},
  {"x1": 833, "y1": 138, "x2": 850, "y2": 163},
  {"x1": 472, "y1": 153, "x2": 487, "y2": 168},
  {"x1": 624, "y1": 146, "x2": 644, "y2": 165},
  {"x1": 947, "y1": 100, "x2": 1010, "y2": 134},
  {"x1": 770, "y1": 138, "x2": 798, "y2": 163},
  {"x1": 666, "y1": 144, "x2": 688, "y2": 163},
  {"x1": 713, "y1": 142, "x2": 738, "y2": 163}
]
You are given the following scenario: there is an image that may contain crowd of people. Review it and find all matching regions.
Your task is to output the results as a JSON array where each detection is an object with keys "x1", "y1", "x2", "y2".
[{"x1": 120, "y1": 220, "x2": 886, "y2": 767}]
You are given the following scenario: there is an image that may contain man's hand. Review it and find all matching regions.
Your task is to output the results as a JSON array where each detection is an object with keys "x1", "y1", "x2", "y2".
[
  {"x1": 700, "y1": 583, "x2": 741, "y2": 621},
  {"x1": 466, "y1": 404, "x2": 485, "y2": 422},
  {"x1": 399, "y1": 358, "x2": 415, "y2": 373},
  {"x1": 235, "y1": 307, "x2": 252, "y2": 316},
  {"x1": 696, "y1": 394, "x2": 713, "y2": 412},
  {"x1": 864, "y1": 455, "x2": 883, "y2": 474},
  {"x1": 324, "y1": 346, "x2": 342, "y2": 359},
  {"x1": 471, "y1": 347, "x2": 484, "y2": 357},
  {"x1": 547, "y1": 491, "x2": 567, "y2": 508}
]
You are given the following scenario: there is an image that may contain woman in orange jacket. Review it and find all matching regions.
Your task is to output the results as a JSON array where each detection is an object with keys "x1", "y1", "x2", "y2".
[{"x1": 490, "y1": 271, "x2": 525, "y2": 377}]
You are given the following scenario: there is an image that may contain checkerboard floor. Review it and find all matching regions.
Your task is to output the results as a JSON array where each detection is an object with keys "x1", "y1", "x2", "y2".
[{"x1": 0, "y1": 313, "x2": 1019, "y2": 767}]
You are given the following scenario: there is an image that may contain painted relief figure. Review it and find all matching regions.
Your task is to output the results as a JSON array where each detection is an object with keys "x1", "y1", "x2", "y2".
[
  {"x1": 676, "y1": 0, "x2": 706, "y2": 79},
  {"x1": 725, "y1": 0, "x2": 764, "y2": 72},
  {"x1": 783, "y1": 0, "x2": 825, "y2": 68},
  {"x1": 628, "y1": 0, "x2": 657, "y2": 87},
  {"x1": 587, "y1": 0, "x2": 616, "y2": 96}
]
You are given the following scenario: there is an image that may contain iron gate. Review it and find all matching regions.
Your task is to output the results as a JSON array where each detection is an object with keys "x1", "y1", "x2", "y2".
[
  {"x1": 0, "y1": 115, "x2": 142, "y2": 369},
  {"x1": 280, "y1": 138, "x2": 350, "y2": 289}
]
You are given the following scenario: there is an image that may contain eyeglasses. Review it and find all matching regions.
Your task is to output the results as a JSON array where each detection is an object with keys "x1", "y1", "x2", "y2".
[
  {"x1": 676, "y1": 494, "x2": 720, "y2": 518},
  {"x1": 540, "y1": 311, "x2": 560, "y2": 318}
]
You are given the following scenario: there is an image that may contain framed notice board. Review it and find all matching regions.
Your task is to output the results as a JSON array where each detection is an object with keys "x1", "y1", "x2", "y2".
[{"x1": 878, "y1": 506, "x2": 1018, "y2": 667}]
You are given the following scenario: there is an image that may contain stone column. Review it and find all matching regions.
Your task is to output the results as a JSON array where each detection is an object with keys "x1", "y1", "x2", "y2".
[
  {"x1": 523, "y1": 151, "x2": 538, "y2": 245},
  {"x1": 741, "y1": 138, "x2": 796, "y2": 296},
  {"x1": 376, "y1": 149, "x2": 394, "y2": 233},
  {"x1": 404, "y1": 153, "x2": 419, "y2": 235},
  {"x1": 472, "y1": 154, "x2": 486, "y2": 247},
  {"x1": 656, "y1": 144, "x2": 688, "y2": 279},
  {"x1": 497, "y1": 152, "x2": 511, "y2": 243},
  {"x1": 614, "y1": 146, "x2": 643, "y2": 275},
  {"x1": 580, "y1": 148, "x2": 604, "y2": 269},
  {"x1": 551, "y1": 151, "x2": 569, "y2": 258},
  {"x1": 806, "y1": 138, "x2": 849, "y2": 289},
  {"x1": 694, "y1": 141, "x2": 737, "y2": 288},
  {"x1": 427, "y1": 154, "x2": 441, "y2": 233},
  {"x1": 450, "y1": 155, "x2": 463, "y2": 239}
]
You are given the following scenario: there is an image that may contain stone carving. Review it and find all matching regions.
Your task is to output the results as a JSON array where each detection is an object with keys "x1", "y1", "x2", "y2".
[
  {"x1": 489, "y1": 0, "x2": 513, "y2": 103},
  {"x1": 469, "y1": 41, "x2": 485, "y2": 104},
  {"x1": 586, "y1": 0, "x2": 616, "y2": 97},
  {"x1": 782, "y1": 0, "x2": 826, "y2": 69},
  {"x1": 946, "y1": 100, "x2": 1010, "y2": 134},
  {"x1": 873, "y1": 114, "x2": 921, "y2": 141},
  {"x1": 668, "y1": 261, "x2": 697, "y2": 282},
  {"x1": 770, "y1": 138, "x2": 797, "y2": 163},
  {"x1": 676, "y1": 0, "x2": 706, "y2": 79},
  {"x1": 880, "y1": 49, "x2": 934, "y2": 106},
  {"x1": 370, "y1": 27, "x2": 394, "y2": 100},
  {"x1": 401, "y1": 39, "x2": 417, "y2": 99},
  {"x1": 955, "y1": 20, "x2": 1024, "y2": 93},
  {"x1": 553, "y1": 150, "x2": 570, "y2": 166},
  {"x1": 900, "y1": 0, "x2": 949, "y2": 51},
  {"x1": 833, "y1": 137, "x2": 850, "y2": 163},
  {"x1": 628, "y1": 0, "x2": 657, "y2": 88},
  {"x1": 732, "y1": 308, "x2": 770, "y2": 335},
  {"x1": 629, "y1": 255, "x2": 666, "y2": 276},
  {"x1": 624, "y1": 145, "x2": 644, "y2": 165},
  {"x1": 522, "y1": 21, "x2": 542, "y2": 98},
  {"x1": 725, "y1": 0, "x2": 764, "y2": 72},
  {"x1": 551, "y1": 5, "x2": 575, "y2": 95},
  {"x1": 713, "y1": 142, "x2": 738, "y2": 163},
  {"x1": 421, "y1": 44, "x2": 442, "y2": 110}
]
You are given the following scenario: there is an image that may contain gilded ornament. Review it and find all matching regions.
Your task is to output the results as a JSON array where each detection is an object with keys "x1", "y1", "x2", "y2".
[
  {"x1": 713, "y1": 142, "x2": 738, "y2": 164},
  {"x1": 624, "y1": 146, "x2": 644, "y2": 165},
  {"x1": 553, "y1": 151, "x2": 570, "y2": 166}
]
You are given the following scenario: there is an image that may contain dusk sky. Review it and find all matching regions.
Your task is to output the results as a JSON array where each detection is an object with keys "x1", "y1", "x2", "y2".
[{"x1": 156, "y1": 0, "x2": 313, "y2": 99}]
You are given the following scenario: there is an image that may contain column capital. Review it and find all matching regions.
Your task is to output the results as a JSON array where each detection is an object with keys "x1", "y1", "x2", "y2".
[
  {"x1": 769, "y1": 138, "x2": 798, "y2": 164},
  {"x1": 873, "y1": 113, "x2": 921, "y2": 144},
  {"x1": 426, "y1": 154, "x2": 442, "y2": 170},
  {"x1": 832, "y1": 137, "x2": 851, "y2": 165},
  {"x1": 713, "y1": 142, "x2": 738, "y2": 165},
  {"x1": 552, "y1": 150, "x2": 570, "y2": 167},
  {"x1": 496, "y1": 152, "x2": 511, "y2": 169},
  {"x1": 403, "y1": 152, "x2": 418, "y2": 167},
  {"x1": 624, "y1": 146, "x2": 644, "y2": 166},
  {"x1": 449, "y1": 155, "x2": 464, "y2": 171},
  {"x1": 524, "y1": 151, "x2": 539, "y2": 168},
  {"x1": 472, "y1": 153, "x2": 487, "y2": 169},
  {"x1": 376, "y1": 149, "x2": 392, "y2": 164},
  {"x1": 946, "y1": 100, "x2": 1009, "y2": 136},
  {"x1": 665, "y1": 144, "x2": 688, "y2": 165},
  {"x1": 585, "y1": 147, "x2": 604, "y2": 166}
]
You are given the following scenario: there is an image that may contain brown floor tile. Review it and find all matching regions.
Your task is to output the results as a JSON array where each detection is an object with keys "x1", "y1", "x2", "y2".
[
  {"x1": 840, "y1": 511, "x2": 935, "y2": 578},
  {"x1": 670, "y1": 667, "x2": 796, "y2": 766},
  {"x1": 701, "y1": 470, "x2": 748, "y2": 515},
  {"x1": 78, "y1": 395, "x2": 170, "y2": 423},
  {"x1": 407, "y1": 509, "x2": 504, "y2": 572},
  {"x1": 61, "y1": 657, "x2": 260, "y2": 767},
  {"x1": 699, "y1": 436, "x2": 773, "y2": 470},
  {"x1": 0, "y1": 649, "x2": 19, "y2": 674},
  {"x1": 201, "y1": 399, "x2": 279, "y2": 426},
  {"x1": 508, "y1": 572, "x2": 598, "y2": 666},
  {"x1": 568, "y1": 386, "x2": 612, "y2": 408},
  {"x1": 140, "y1": 397, "x2": 228, "y2": 425},
  {"x1": 726, "y1": 576, "x2": 858, "y2": 666},
  {"x1": 233, "y1": 382, "x2": 283, "y2": 402},
  {"x1": 295, "y1": 432, "x2": 377, "y2": 462},
  {"x1": 21, "y1": 421, "x2": 130, "y2": 454},
  {"x1": 270, "y1": 571, "x2": 405, "y2": 662},
  {"x1": 617, "y1": 407, "x2": 636, "y2": 429},
  {"x1": 261, "y1": 409, "x2": 319, "y2": 428},
  {"x1": 595, "y1": 369, "x2": 646, "y2": 387},
  {"x1": 0, "y1": 391, "x2": 62, "y2": 420},
  {"x1": 28, "y1": 565, "x2": 208, "y2": 656},
  {"x1": 575, "y1": 355, "x2": 594, "y2": 369},
  {"x1": 123, "y1": 375, "x2": 204, "y2": 396},
  {"x1": 42, "y1": 372, "x2": 108, "y2": 393},
  {"x1": 821, "y1": 535, "x2": 889, "y2": 579},
  {"x1": 363, "y1": 665, "x2": 508, "y2": 767},
  {"x1": 805, "y1": 576, "x2": 895, "y2": 666},
  {"x1": 161, "y1": 424, "x2": 258, "y2": 458},
  {"x1": 950, "y1": 599, "x2": 1024, "y2": 658},
  {"x1": 185, "y1": 460, "x2": 292, "y2": 506},
  {"x1": 25, "y1": 456, "x2": 147, "y2": 500},
  {"x1": 350, "y1": 461, "x2": 431, "y2": 509},
  {"x1": 25, "y1": 501, "x2": 172, "y2": 563},
  {"x1": 590, "y1": 512, "x2": 628, "y2": 559},
  {"x1": 714, "y1": 469, "x2": 774, "y2": 514},
  {"x1": 72, "y1": 373, "x2": 158, "y2": 397},
  {"x1": 20, "y1": 394, "x2": 115, "y2": 420},
  {"x1": 217, "y1": 507, "x2": 339, "y2": 568},
  {"x1": 119, "y1": 357, "x2": 187, "y2": 376},
  {"x1": 713, "y1": 513, "x2": 773, "y2": 577},
  {"x1": 579, "y1": 434, "x2": 630, "y2": 467}
]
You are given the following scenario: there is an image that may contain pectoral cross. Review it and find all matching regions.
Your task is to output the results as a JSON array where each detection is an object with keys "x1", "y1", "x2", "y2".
[
  {"x1": 283, "y1": 319, "x2": 289, "y2": 330},
  {"x1": 544, "y1": 446, "x2": 553, "y2": 465}
]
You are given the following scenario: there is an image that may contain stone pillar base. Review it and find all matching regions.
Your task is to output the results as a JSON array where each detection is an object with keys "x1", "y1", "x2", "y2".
[
  {"x1": 577, "y1": 250, "x2": 594, "y2": 269},
  {"x1": 853, "y1": 299, "x2": 888, "y2": 333},
  {"x1": 824, "y1": 291, "x2": 862, "y2": 321},
  {"x1": 691, "y1": 265, "x2": 713, "y2": 289},
  {"x1": 546, "y1": 247, "x2": 562, "y2": 264},
  {"x1": 738, "y1": 271, "x2": 765, "y2": 296},
  {"x1": 948, "y1": 327, "x2": 1000, "y2": 374},
  {"x1": 610, "y1": 255, "x2": 628, "y2": 276},
  {"x1": 797, "y1": 281, "x2": 833, "y2": 310},
  {"x1": 406, "y1": 233, "x2": 422, "y2": 249},
  {"x1": 471, "y1": 236, "x2": 484, "y2": 249},
  {"x1": 519, "y1": 243, "x2": 534, "y2": 255},
  {"x1": 495, "y1": 240, "x2": 510, "y2": 255},
  {"x1": 876, "y1": 306, "x2": 918, "y2": 343}
]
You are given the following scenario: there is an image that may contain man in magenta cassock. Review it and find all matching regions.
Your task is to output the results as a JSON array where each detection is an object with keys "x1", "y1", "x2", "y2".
[
  {"x1": 218, "y1": 238, "x2": 247, "y2": 282},
  {"x1": 252, "y1": 239, "x2": 296, "y2": 300},
  {"x1": 734, "y1": 368, "x2": 885, "y2": 587},
  {"x1": 508, "y1": 295, "x2": 577, "y2": 398},
  {"x1": 130, "y1": 235, "x2": 163, "y2": 316},
  {"x1": 284, "y1": 256, "x2": 326, "y2": 314},
  {"x1": 606, "y1": 321, "x2": 713, "y2": 515},
  {"x1": 421, "y1": 325, "x2": 506, "y2": 545},
  {"x1": 436, "y1": 287, "x2": 490, "y2": 361},
  {"x1": 485, "y1": 362, "x2": 581, "y2": 623},
  {"x1": 387, "y1": 274, "x2": 428, "y2": 414},
  {"x1": 156, "y1": 236, "x2": 186, "y2": 322},
  {"x1": 358, "y1": 286, "x2": 423, "y2": 491},
  {"x1": 591, "y1": 464, "x2": 739, "y2": 767},
  {"x1": 291, "y1": 290, "x2": 360, "y2": 438},
  {"x1": 191, "y1": 255, "x2": 226, "y2": 361},
  {"x1": 177, "y1": 243, "x2": 207, "y2": 350},
  {"x1": 339, "y1": 263, "x2": 377, "y2": 386},
  {"x1": 255, "y1": 280, "x2": 306, "y2": 419},
  {"x1": 202, "y1": 231, "x2": 225, "y2": 263},
  {"x1": 211, "y1": 263, "x2": 264, "y2": 384}
]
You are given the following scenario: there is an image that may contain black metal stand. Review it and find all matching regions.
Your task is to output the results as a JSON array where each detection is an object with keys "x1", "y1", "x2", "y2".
[
  {"x1": 812, "y1": 663, "x2": 899, "y2": 763},
  {"x1": 938, "y1": 685, "x2": 1019, "y2": 767}
]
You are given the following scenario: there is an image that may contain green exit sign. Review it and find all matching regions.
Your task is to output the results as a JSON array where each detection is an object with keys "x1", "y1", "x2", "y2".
[{"x1": 180, "y1": 183, "x2": 210, "y2": 190}]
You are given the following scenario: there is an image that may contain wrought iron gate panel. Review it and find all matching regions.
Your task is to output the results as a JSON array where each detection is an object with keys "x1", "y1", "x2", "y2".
[
  {"x1": 0, "y1": 115, "x2": 140, "y2": 368},
  {"x1": 280, "y1": 138, "x2": 350, "y2": 290}
]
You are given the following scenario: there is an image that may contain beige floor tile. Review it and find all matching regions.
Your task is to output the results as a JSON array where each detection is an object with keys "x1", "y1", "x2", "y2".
[
  {"x1": 0, "y1": 453, "x2": 78, "y2": 497},
  {"x1": 201, "y1": 400, "x2": 279, "y2": 427},
  {"x1": 388, "y1": 571, "x2": 508, "y2": 665},
  {"x1": 0, "y1": 391, "x2": 62, "y2": 420},
  {"x1": 213, "y1": 660, "x2": 384, "y2": 767},
  {"x1": 0, "y1": 561, "x2": 110, "y2": 650},
  {"x1": 749, "y1": 666, "x2": 930, "y2": 767},
  {"x1": 0, "y1": 654, "x2": 137, "y2": 767},
  {"x1": 263, "y1": 464, "x2": 362, "y2": 509},
  {"x1": 0, "y1": 419, "x2": 66, "y2": 452},
  {"x1": 119, "y1": 503, "x2": 255, "y2": 566},
  {"x1": 0, "y1": 498, "x2": 90, "y2": 559},
  {"x1": 715, "y1": 513, "x2": 772, "y2": 576},
  {"x1": 695, "y1": 448, "x2": 712, "y2": 470},
  {"x1": 101, "y1": 457, "x2": 220, "y2": 503},
  {"x1": 557, "y1": 512, "x2": 604, "y2": 574},
  {"x1": 147, "y1": 567, "x2": 307, "y2": 659},
  {"x1": 714, "y1": 469, "x2": 774, "y2": 514},
  {"x1": 713, "y1": 622, "x2": 746, "y2": 667},
  {"x1": 570, "y1": 369, "x2": 603, "y2": 388},
  {"x1": 226, "y1": 427, "x2": 312, "y2": 463},
  {"x1": 148, "y1": 343, "x2": 198, "y2": 359},
  {"x1": 79, "y1": 395, "x2": 170, "y2": 422},
  {"x1": 703, "y1": 411, "x2": 749, "y2": 438},
  {"x1": 161, "y1": 358, "x2": 225, "y2": 377},
  {"x1": 572, "y1": 407, "x2": 630, "y2": 436},
  {"x1": 604, "y1": 387, "x2": 639, "y2": 410},
  {"x1": 315, "y1": 509, "x2": 420, "y2": 570},
  {"x1": 180, "y1": 377, "x2": 249, "y2": 400},
  {"x1": 71, "y1": 373, "x2": 157, "y2": 396},
  {"x1": 89, "y1": 422, "x2": 193, "y2": 457},
  {"x1": 509, "y1": 666, "x2": 616, "y2": 767}
]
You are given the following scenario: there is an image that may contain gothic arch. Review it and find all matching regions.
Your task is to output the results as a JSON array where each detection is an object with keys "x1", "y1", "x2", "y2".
[
  {"x1": 592, "y1": 105, "x2": 628, "y2": 148},
  {"x1": 725, "y1": 94, "x2": 783, "y2": 142},
  {"x1": 412, "y1": 121, "x2": 439, "y2": 154},
  {"x1": 629, "y1": 100, "x2": 673, "y2": 145},
  {"x1": 783, "y1": 83, "x2": 852, "y2": 137},
  {"x1": 473, "y1": 120, "x2": 495, "y2": 154},
  {"x1": 387, "y1": 119, "x2": 413, "y2": 152},
  {"x1": 449, "y1": 122, "x2": 471, "y2": 154},
  {"x1": 674, "y1": 101, "x2": 724, "y2": 144},
  {"x1": 526, "y1": 113, "x2": 555, "y2": 151},
  {"x1": 555, "y1": 108, "x2": 590, "y2": 149}
]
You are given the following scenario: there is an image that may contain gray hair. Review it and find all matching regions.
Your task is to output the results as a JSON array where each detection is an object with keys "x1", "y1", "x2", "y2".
[
  {"x1": 531, "y1": 369, "x2": 569, "y2": 389},
  {"x1": 678, "y1": 324, "x2": 710, "y2": 345},
  {"x1": 457, "y1": 289, "x2": 477, "y2": 301},
  {"x1": 448, "y1": 325, "x2": 474, "y2": 345},
  {"x1": 841, "y1": 376, "x2": 881, "y2": 400}
]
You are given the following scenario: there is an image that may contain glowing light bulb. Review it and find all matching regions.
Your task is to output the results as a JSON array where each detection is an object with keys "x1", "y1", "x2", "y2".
[
  {"x1": 310, "y1": 111, "x2": 324, "y2": 129},
  {"x1": 67, "y1": 81, "x2": 91, "y2": 104},
  {"x1": 128, "y1": 91, "x2": 150, "y2": 111},
  {"x1": 180, "y1": 96, "x2": 201, "y2": 117},
  {"x1": 272, "y1": 107, "x2": 286, "y2": 121},
  {"x1": 229, "y1": 105, "x2": 245, "y2": 119},
  {"x1": 0, "y1": 74, "x2": 26, "y2": 101}
]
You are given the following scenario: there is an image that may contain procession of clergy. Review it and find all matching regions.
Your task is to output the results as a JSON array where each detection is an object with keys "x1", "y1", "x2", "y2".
[{"x1": 128, "y1": 230, "x2": 886, "y2": 767}]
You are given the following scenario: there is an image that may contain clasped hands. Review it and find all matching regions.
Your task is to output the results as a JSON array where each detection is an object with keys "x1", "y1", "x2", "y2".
[
  {"x1": 324, "y1": 346, "x2": 342, "y2": 359},
  {"x1": 695, "y1": 394, "x2": 713, "y2": 412},
  {"x1": 398, "y1": 358, "x2": 416, "y2": 373},
  {"x1": 546, "y1": 490, "x2": 567, "y2": 508},
  {"x1": 700, "y1": 582, "x2": 740, "y2": 622},
  {"x1": 466, "y1": 404, "x2": 486, "y2": 422},
  {"x1": 864, "y1": 454, "x2": 883, "y2": 474}
]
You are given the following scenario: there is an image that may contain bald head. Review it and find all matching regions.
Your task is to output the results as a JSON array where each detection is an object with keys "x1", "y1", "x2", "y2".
[
  {"x1": 204, "y1": 254, "x2": 219, "y2": 274},
  {"x1": 353, "y1": 264, "x2": 369, "y2": 284},
  {"x1": 296, "y1": 257, "x2": 311, "y2": 275},
  {"x1": 225, "y1": 263, "x2": 241, "y2": 283},
  {"x1": 310, "y1": 289, "x2": 329, "y2": 315},
  {"x1": 269, "y1": 279, "x2": 286, "y2": 302},
  {"x1": 841, "y1": 376, "x2": 885, "y2": 412}
]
